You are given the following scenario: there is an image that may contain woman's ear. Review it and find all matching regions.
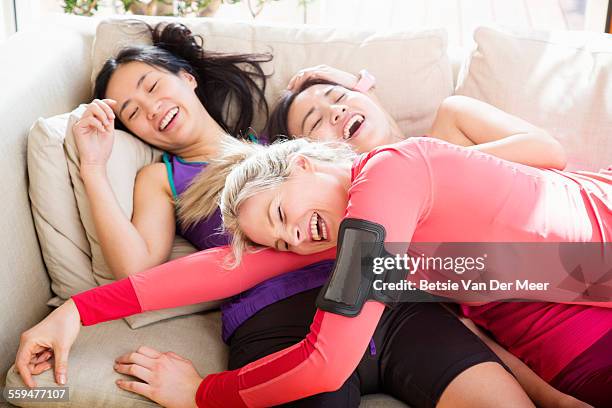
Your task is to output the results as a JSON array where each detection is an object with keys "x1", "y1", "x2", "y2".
[
  {"x1": 180, "y1": 70, "x2": 197, "y2": 90},
  {"x1": 288, "y1": 153, "x2": 314, "y2": 174}
]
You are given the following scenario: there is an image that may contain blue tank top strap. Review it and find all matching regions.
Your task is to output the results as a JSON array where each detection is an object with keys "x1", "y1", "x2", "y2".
[
  {"x1": 162, "y1": 152, "x2": 179, "y2": 199},
  {"x1": 247, "y1": 132, "x2": 259, "y2": 143}
]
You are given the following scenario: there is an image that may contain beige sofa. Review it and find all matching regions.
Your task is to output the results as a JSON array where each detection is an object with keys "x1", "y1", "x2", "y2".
[{"x1": 2, "y1": 13, "x2": 611, "y2": 408}]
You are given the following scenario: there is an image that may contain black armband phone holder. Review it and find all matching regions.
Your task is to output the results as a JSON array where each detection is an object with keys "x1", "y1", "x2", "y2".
[{"x1": 316, "y1": 218, "x2": 446, "y2": 317}]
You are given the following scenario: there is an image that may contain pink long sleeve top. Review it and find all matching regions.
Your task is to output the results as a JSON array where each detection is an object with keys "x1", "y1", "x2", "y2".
[{"x1": 73, "y1": 137, "x2": 612, "y2": 407}]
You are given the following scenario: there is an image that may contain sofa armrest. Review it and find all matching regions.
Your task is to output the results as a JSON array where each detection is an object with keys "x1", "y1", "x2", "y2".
[{"x1": 0, "y1": 15, "x2": 97, "y2": 387}]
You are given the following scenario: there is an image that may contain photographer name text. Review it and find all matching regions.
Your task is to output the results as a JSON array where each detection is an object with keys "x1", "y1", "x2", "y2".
[{"x1": 373, "y1": 279, "x2": 551, "y2": 292}]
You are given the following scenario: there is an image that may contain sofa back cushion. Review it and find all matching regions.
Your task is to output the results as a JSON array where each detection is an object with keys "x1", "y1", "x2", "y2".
[
  {"x1": 28, "y1": 106, "x2": 222, "y2": 329},
  {"x1": 456, "y1": 26, "x2": 612, "y2": 171},
  {"x1": 91, "y1": 17, "x2": 454, "y2": 138},
  {"x1": 28, "y1": 114, "x2": 98, "y2": 300}
]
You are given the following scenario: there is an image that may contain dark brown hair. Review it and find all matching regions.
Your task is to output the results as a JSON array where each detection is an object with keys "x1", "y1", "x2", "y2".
[
  {"x1": 93, "y1": 21, "x2": 272, "y2": 138},
  {"x1": 265, "y1": 77, "x2": 339, "y2": 143}
]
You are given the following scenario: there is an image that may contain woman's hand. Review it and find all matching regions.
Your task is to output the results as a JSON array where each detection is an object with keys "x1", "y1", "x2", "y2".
[
  {"x1": 287, "y1": 65, "x2": 358, "y2": 92},
  {"x1": 114, "y1": 346, "x2": 201, "y2": 408},
  {"x1": 15, "y1": 299, "x2": 81, "y2": 387},
  {"x1": 73, "y1": 99, "x2": 117, "y2": 172}
]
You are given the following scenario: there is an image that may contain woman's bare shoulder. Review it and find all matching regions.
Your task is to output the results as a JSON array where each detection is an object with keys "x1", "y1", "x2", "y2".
[{"x1": 136, "y1": 162, "x2": 173, "y2": 197}]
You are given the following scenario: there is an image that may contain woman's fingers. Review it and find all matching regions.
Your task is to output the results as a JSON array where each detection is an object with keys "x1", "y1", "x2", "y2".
[
  {"x1": 116, "y1": 379, "x2": 153, "y2": 399},
  {"x1": 288, "y1": 68, "x2": 313, "y2": 90},
  {"x1": 287, "y1": 65, "x2": 358, "y2": 92},
  {"x1": 135, "y1": 345, "x2": 163, "y2": 359},
  {"x1": 30, "y1": 361, "x2": 53, "y2": 376},
  {"x1": 86, "y1": 102, "x2": 112, "y2": 126},
  {"x1": 288, "y1": 69, "x2": 315, "y2": 91},
  {"x1": 287, "y1": 65, "x2": 336, "y2": 90},
  {"x1": 287, "y1": 72, "x2": 300, "y2": 90},
  {"x1": 114, "y1": 363, "x2": 153, "y2": 383},
  {"x1": 30, "y1": 350, "x2": 52, "y2": 364},
  {"x1": 165, "y1": 351, "x2": 189, "y2": 362},
  {"x1": 15, "y1": 341, "x2": 38, "y2": 387},
  {"x1": 53, "y1": 346, "x2": 70, "y2": 385},
  {"x1": 77, "y1": 116, "x2": 108, "y2": 135},
  {"x1": 92, "y1": 99, "x2": 116, "y2": 123},
  {"x1": 115, "y1": 349, "x2": 157, "y2": 369}
]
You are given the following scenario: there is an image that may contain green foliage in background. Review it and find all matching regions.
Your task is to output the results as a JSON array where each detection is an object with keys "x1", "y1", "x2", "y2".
[
  {"x1": 63, "y1": 0, "x2": 315, "y2": 18},
  {"x1": 63, "y1": 0, "x2": 99, "y2": 16}
]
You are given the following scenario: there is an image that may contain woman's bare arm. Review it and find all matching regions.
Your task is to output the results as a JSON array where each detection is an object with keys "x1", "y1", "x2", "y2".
[
  {"x1": 81, "y1": 163, "x2": 176, "y2": 278},
  {"x1": 428, "y1": 95, "x2": 567, "y2": 170}
]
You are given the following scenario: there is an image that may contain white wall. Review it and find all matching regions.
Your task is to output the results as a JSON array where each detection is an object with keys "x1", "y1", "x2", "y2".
[
  {"x1": 5, "y1": 0, "x2": 610, "y2": 46},
  {"x1": 585, "y1": 0, "x2": 609, "y2": 31}
]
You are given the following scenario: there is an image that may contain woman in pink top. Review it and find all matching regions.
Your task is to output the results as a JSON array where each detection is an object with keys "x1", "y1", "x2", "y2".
[
  {"x1": 264, "y1": 65, "x2": 612, "y2": 405},
  {"x1": 14, "y1": 67, "x2": 608, "y2": 405},
  {"x1": 208, "y1": 136, "x2": 611, "y2": 407}
]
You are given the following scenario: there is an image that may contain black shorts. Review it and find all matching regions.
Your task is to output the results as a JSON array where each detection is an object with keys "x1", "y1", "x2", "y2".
[{"x1": 228, "y1": 288, "x2": 506, "y2": 408}]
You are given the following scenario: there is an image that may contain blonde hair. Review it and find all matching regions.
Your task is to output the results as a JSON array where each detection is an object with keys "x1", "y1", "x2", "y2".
[
  {"x1": 176, "y1": 134, "x2": 258, "y2": 229},
  {"x1": 177, "y1": 137, "x2": 356, "y2": 267},
  {"x1": 219, "y1": 138, "x2": 356, "y2": 267}
]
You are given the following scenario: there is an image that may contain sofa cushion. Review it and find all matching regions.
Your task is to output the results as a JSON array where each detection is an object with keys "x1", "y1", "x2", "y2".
[
  {"x1": 91, "y1": 16, "x2": 454, "y2": 138},
  {"x1": 456, "y1": 26, "x2": 612, "y2": 172},
  {"x1": 4, "y1": 311, "x2": 408, "y2": 407},
  {"x1": 5, "y1": 311, "x2": 227, "y2": 408},
  {"x1": 27, "y1": 106, "x2": 222, "y2": 329},
  {"x1": 27, "y1": 113, "x2": 98, "y2": 300}
]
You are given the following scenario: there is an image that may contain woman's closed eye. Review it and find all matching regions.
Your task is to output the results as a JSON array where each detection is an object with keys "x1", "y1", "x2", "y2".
[
  {"x1": 278, "y1": 205, "x2": 284, "y2": 224},
  {"x1": 307, "y1": 93, "x2": 345, "y2": 133},
  {"x1": 277, "y1": 205, "x2": 289, "y2": 250},
  {"x1": 128, "y1": 81, "x2": 159, "y2": 120},
  {"x1": 309, "y1": 117, "x2": 322, "y2": 135},
  {"x1": 129, "y1": 107, "x2": 138, "y2": 120}
]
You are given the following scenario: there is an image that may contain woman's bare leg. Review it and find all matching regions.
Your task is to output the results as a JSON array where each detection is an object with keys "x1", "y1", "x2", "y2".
[
  {"x1": 459, "y1": 317, "x2": 591, "y2": 408},
  {"x1": 437, "y1": 361, "x2": 534, "y2": 408}
]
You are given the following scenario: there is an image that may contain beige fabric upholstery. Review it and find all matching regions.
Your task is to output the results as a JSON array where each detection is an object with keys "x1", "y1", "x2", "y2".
[
  {"x1": 92, "y1": 16, "x2": 454, "y2": 137},
  {"x1": 4, "y1": 310, "x2": 408, "y2": 407},
  {"x1": 0, "y1": 16, "x2": 96, "y2": 387},
  {"x1": 5, "y1": 312, "x2": 227, "y2": 408},
  {"x1": 456, "y1": 26, "x2": 612, "y2": 172},
  {"x1": 28, "y1": 113, "x2": 98, "y2": 300}
]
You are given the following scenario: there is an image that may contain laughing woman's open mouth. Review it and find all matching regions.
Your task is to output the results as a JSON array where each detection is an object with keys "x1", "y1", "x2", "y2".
[{"x1": 309, "y1": 211, "x2": 329, "y2": 241}]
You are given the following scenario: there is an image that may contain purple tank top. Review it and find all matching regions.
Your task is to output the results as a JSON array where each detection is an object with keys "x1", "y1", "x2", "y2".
[{"x1": 163, "y1": 152, "x2": 332, "y2": 342}]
